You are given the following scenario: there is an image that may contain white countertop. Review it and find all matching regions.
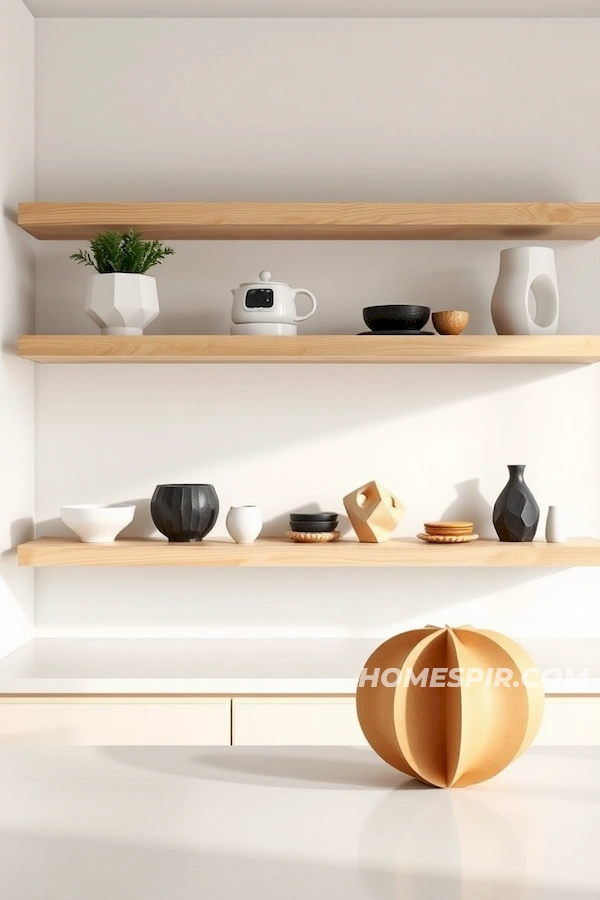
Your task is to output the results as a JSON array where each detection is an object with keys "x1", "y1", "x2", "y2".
[
  {"x1": 0, "y1": 637, "x2": 597, "y2": 694},
  {"x1": 0, "y1": 745, "x2": 598, "y2": 899}
]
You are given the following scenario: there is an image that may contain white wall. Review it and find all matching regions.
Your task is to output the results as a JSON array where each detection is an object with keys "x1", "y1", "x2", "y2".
[
  {"x1": 0, "y1": 0, "x2": 35, "y2": 658},
  {"x1": 32, "y1": 19, "x2": 600, "y2": 679}
]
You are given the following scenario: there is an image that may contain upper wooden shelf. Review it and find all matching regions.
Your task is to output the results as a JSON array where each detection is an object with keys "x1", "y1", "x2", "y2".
[
  {"x1": 17, "y1": 334, "x2": 600, "y2": 364},
  {"x1": 17, "y1": 202, "x2": 600, "y2": 241},
  {"x1": 17, "y1": 536, "x2": 600, "y2": 568}
]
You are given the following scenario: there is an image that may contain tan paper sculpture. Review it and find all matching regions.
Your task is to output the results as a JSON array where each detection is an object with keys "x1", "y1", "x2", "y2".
[
  {"x1": 356, "y1": 625, "x2": 544, "y2": 788},
  {"x1": 343, "y1": 480, "x2": 405, "y2": 543}
]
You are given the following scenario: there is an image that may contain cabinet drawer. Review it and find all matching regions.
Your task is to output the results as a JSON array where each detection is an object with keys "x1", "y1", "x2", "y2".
[
  {"x1": 232, "y1": 696, "x2": 600, "y2": 747},
  {"x1": 232, "y1": 697, "x2": 366, "y2": 745},
  {"x1": 0, "y1": 697, "x2": 231, "y2": 746},
  {"x1": 535, "y1": 697, "x2": 600, "y2": 746}
]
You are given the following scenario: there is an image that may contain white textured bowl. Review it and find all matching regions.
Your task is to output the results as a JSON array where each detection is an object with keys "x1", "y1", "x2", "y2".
[{"x1": 60, "y1": 504, "x2": 136, "y2": 543}]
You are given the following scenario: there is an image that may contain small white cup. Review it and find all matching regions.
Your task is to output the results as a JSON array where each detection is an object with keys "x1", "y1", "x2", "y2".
[{"x1": 225, "y1": 505, "x2": 262, "y2": 544}]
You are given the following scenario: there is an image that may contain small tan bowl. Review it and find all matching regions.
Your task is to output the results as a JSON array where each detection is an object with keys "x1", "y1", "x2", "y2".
[{"x1": 432, "y1": 310, "x2": 470, "y2": 335}]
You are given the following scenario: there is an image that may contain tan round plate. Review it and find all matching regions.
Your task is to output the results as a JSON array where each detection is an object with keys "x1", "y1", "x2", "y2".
[
  {"x1": 425, "y1": 529, "x2": 473, "y2": 537},
  {"x1": 417, "y1": 533, "x2": 479, "y2": 544},
  {"x1": 286, "y1": 530, "x2": 341, "y2": 543}
]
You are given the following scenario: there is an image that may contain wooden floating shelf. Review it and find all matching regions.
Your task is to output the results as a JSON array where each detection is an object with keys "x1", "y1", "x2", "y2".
[
  {"x1": 17, "y1": 334, "x2": 600, "y2": 364},
  {"x1": 17, "y1": 201, "x2": 600, "y2": 241},
  {"x1": 17, "y1": 537, "x2": 600, "y2": 568}
]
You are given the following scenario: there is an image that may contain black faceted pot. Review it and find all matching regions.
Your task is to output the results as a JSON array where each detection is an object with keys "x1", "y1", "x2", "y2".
[
  {"x1": 151, "y1": 484, "x2": 219, "y2": 542},
  {"x1": 493, "y1": 465, "x2": 540, "y2": 542}
]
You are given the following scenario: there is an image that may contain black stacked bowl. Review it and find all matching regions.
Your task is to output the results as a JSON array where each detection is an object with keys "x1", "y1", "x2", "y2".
[
  {"x1": 362, "y1": 304, "x2": 430, "y2": 332},
  {"x1": 289, "y1": 512, "x2": 339, "y2": 533}
]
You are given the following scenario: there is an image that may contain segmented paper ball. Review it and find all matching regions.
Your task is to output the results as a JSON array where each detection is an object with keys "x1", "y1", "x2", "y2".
[{"x1": 356, "y1": 625, "x2": 544, "y2": 788}]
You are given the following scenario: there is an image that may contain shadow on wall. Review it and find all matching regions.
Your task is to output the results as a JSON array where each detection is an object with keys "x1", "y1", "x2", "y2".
[
  {"x1": 442, "y1": 478, "x2": 494, "y2": 538},
  {"x1": 0, "y1": 518, "x2": 34, "y2": 655},
  {"x1": 32, "y1": 564, "x2": 562, "y2": 636},
  {"x1": 119, "y1": 498, "x2": 156, "y2": 539},
  {"x1": 33, "y1": 361, "x2": 585, "y2": 477}
]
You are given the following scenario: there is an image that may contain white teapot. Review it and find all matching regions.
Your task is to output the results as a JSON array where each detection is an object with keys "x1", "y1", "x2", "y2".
[{"x1": 231, "y1": 270, "x2": 317, "y2": 327}]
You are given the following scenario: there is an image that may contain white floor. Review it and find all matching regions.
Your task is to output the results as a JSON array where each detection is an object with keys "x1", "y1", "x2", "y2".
[{"x1": 0, "y1": 745, "x2": 597, "y2": 898}]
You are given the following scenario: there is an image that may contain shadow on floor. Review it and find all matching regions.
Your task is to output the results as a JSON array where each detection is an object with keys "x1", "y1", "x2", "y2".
[{"x1": 103, "y1": 745, "x2": 418, "y2": 790}]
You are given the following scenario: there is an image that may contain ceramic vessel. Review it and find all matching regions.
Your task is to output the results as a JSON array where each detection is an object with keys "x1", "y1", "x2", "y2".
[
  {"x1": 343, "y1": 480, "x2": 405, "y2": 543},
  {"x1": 151, "y1": 484, "x2": 219, "y2": 542},
  {"x1": 231, "y1": 270, "x2": 317, "y2": 327},
  {"x1": 363, "y1": 305, "x2": 430, "y2": 332},
  {"x1": 491, "y1": 247, "x2": 559, "y2": 335},
  {"x1": 288, "y1": 519, "x2": 338, "y2": 533},
  {"x1": 432, "y1": 310, "x2": 469, "y2": 335},
  {"x1": 61, "y1": 504, "x2": 135, "y2": 543},
  {"x1": 225, "y1": 505, "x2": 262, "y2": 544},
  {"x1": 85, "y1": 273, "x2": 159, "y2": 335},
  {"x1": 493, "y1": 465, "x2": 540, "y2": 542},
  {"x1": 289, "y1": 512, "x2": 338, "y2": 522},
  {"x1": 546, "y1": 506, "x2": 567, "y2": 543}
]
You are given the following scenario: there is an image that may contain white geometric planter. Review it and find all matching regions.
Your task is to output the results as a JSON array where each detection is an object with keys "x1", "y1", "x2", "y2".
[
  {"x1": 85, "y1": 273, "x2": 159, "y2": 335},
  {"x1": 491, "y1": 246, "x2": 559, "y2": 336}
]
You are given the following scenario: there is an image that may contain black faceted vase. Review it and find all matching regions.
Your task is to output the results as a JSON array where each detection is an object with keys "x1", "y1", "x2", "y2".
[
  {"x1": 151, "y1": 484, "x2": 219, "y2": 542},
  {"x1": 493, "y1": 465, "x2": 540, "y2": 542}
]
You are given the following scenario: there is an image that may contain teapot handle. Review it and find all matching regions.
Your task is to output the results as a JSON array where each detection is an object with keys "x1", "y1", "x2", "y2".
[{"x1": 292, "y1": 289, "x2": 317, "y2": 322}]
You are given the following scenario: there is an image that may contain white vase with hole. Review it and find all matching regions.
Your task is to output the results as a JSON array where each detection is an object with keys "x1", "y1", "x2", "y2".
[
  {"x1": 226, "y1": 505, "x2": 263, "y2": 544},
  {"x1": 85, "y1": 273, "x2": 159, "y2": 335},
  {"x1": 491, "y1": 247, "x2": 559, "y2": 335},
  {"x1": 545, "y1": 506, "x2": 567, "y2": 543}
]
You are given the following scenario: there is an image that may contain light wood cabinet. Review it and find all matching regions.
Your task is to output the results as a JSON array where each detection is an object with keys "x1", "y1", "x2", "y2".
[
  {"x1": 1, "y1": 695, "x2": 598, "y2": 747},
  {"x1": 0, "y1": 697, "x2": 231, "y2": 746},
  {"x1": 232, "y1": 697, "x2": 366, "y2": 746}
]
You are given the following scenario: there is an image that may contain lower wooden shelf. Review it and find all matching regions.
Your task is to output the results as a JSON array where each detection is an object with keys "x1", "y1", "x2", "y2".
[
  {"x1": 16, "y1": 536, "x2": 600, "y2": 567},
  {"x1": 17, "y1": 334, "x2": 600, "y2": 364}
]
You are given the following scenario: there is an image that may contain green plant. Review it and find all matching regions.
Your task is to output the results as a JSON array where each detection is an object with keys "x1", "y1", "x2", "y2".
[{"x1": 70, "y1": 229, "x2": 175, "y2": 275}]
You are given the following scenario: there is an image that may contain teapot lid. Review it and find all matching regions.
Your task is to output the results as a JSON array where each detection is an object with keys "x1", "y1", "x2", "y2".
[{"x1": 238, "y1": 270, "x2": 289, "y2": 288}]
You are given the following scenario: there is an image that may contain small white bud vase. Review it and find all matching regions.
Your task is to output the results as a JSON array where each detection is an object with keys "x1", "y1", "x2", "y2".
[
  {"x1": 545, "y1": 506, "x2": 567, "y2": 543},
  {"x1": 491, "y1": 246, "x2": 559, "y2": 335},
  {"x1": 86, "y1": 273, "x2": 159, "y2": 335},
  {"x1": 226, "y1": 505, "x2": 262, "y2": 544}
]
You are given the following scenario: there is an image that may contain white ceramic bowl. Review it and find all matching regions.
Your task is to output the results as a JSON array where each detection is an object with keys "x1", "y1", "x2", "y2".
[{"x1": 60, "y1": 504, "x2": 136, "y2": 543}]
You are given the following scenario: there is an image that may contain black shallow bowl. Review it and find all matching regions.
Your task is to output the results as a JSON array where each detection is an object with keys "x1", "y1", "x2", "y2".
[
  {"x1": 363, "y1": 305, "x2": 430, "y2": 332},
  {"x1": 290, "y1": 512, "x2": 339, "y2": 522},
  {"x1": 289, "y1": 520, "x2": 339, "y2": 533}
]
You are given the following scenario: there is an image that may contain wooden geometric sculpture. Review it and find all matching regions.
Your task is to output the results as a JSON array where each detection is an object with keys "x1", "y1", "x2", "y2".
[
  {"x1": 356, "y1": 625, "x2": 545, "y2": 787},
  {"x1": 343, "y1": 480, "x2": 405, "y2": 543}
]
